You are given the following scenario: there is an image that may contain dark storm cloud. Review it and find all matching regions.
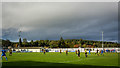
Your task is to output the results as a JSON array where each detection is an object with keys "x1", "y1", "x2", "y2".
[
  {"x1": 2, "y1": 2, "x2": 118, "y2": 42},
  {"x1": 2, "y1": 28, "x2": 19, "y2": 40}
]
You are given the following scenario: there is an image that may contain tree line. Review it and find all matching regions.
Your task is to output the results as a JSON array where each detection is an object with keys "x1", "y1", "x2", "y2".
[{"x1": 1, "y1": 37, "x2": 120, "y2": 48}]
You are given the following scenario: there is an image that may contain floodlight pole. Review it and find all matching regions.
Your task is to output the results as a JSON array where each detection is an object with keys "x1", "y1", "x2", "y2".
[
  {"x1": 102, "y1": 31, "x2": 104, "y2": 50},
  {"x1": 18, "y1": 31, "x2": 21, "y2": 51}
]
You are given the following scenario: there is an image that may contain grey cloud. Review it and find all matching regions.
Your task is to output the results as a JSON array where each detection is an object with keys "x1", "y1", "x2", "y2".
[
  {"x1": 0, "y1": 3, "x2": 2, "y2": 38},
  {"x1": 2, "y1": 2, "x2": 118, "y2": 42}
]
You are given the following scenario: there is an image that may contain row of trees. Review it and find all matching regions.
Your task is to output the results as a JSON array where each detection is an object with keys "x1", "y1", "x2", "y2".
[{"x1": 1, "y1": 37, "x2": 119, "y2": 48}]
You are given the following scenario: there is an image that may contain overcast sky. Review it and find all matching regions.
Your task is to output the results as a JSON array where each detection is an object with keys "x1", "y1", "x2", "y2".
[{"x1": 2, "y1": 2, "x2": 118, "y2": 42}]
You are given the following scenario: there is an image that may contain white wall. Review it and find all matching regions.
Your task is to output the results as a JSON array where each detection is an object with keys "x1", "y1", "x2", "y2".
[{"x1": 14, "y1": 48, "x2": 120, "y2": 53}]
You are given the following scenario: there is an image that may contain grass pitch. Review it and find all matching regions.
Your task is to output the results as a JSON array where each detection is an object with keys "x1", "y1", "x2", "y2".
[{"x1": 1, "y1": 52, "x2": 119, "y2": 68}]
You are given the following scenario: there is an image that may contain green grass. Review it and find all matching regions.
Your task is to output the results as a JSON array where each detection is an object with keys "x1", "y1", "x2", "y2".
[{"x1": 1, "y1": 52, "x2": 119, "y2": 68}]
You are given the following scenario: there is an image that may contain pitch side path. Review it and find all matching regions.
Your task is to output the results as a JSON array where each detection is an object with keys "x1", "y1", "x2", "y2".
[{"x1": 1, "y1": 52, "x2": 119, "y2": 68}]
